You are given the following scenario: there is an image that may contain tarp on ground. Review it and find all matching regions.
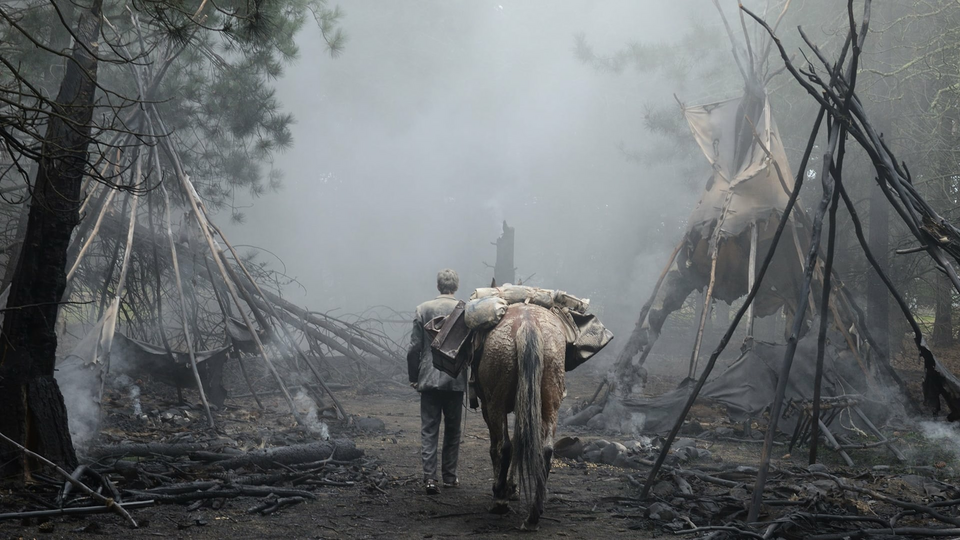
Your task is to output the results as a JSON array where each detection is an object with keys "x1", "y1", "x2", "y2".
[
  {"x1": 58, "y1": 319, "x2": 230, "y2": 407},
  {"x1": 622, "y1": 322, "x2": 895, "y2": 434}
]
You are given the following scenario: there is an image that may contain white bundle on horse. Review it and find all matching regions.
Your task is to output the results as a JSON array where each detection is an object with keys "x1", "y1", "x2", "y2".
[
  {"x1": 464, "y1": 296, "x2": 508, "y2": 329},
  {"x1": 470, "y1": 285, "x2": 589, "y2": 313}
]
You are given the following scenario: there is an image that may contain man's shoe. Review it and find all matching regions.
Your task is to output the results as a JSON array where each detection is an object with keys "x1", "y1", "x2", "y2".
[
  {"x1": 424, "y1": 479, "x2": 440, "y2": 495},
  {"x1": 443, "y1": 479, "x2": 460, "y2": 488}
]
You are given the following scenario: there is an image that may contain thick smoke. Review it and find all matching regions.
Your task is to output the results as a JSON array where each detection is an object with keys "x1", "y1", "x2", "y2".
[{"x1": 224, "y1": 1, "x2": 701, "y2": 343}]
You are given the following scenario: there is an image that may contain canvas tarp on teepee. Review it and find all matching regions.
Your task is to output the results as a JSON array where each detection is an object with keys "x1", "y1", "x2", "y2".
[
  {"x1": 685, "y1": 96, "x2": 792, "y2": 240},
  {"x1": 680, "y1": 95, "x2": 802, "y2": 308},
  {"x1": 611, "y1": 93, "x2": 806, "y2": 401}
]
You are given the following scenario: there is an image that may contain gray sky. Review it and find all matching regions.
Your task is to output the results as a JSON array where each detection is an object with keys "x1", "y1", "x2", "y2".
[{"x1": 226, "y1": 1, "x2": 711, "y2": 339}]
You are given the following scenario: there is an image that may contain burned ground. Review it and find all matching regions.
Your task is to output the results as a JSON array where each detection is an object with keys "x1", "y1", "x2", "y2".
[
  {"x1": 0, "y1": 371, "x2": 644, "y2": 539},
  {"x1": 5, "y1": 361, "x2": 960, "y2": 540}
]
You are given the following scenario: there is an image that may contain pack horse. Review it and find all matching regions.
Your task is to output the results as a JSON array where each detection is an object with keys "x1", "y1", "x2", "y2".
[
  {"x1": 476, "y1": 303, "x2": 567, "y2": 530},
  {"x1": 428, "y1": 284, "x2": 611, "y2": 529}
]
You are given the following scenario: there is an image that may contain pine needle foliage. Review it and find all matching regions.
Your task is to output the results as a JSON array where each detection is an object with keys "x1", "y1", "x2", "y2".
[{"x1": 0, "y1": 0, "x2": 345, "y2": 217}]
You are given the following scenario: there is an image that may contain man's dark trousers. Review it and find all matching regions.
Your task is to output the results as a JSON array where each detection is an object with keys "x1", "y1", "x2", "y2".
[{"x1": 420, "y1": 389, "x2": 463, "y2": 483}]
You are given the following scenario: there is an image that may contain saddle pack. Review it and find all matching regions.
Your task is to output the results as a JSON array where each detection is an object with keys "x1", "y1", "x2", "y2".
[{"x1": 423, "y1": 285, "x2": 613, "y2": 408}]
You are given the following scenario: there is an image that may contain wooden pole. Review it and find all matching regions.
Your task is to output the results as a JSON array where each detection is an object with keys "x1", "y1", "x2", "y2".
[
  {"x1": 747, "y1": 97, "x2": 843, "y2": 526},
  {"x1": 809, "y1": 180, "x2": 840, "y2": 465},
  {"x1": 0, "y1": 430, "x2": 139, "y2": 528},
  {"x1": 688, "y1": 253, "x2": 718, "y2": 378},
  {"x1": 746, "y1": 223, "x2": 759, "y2": 338},
  {"x1": 202, "y1": 255, "x2": 265, "y2": 410},
  {"x1": 66, "y1": 188, "x2": 116, "y2": 282},
  {"x1": 745, "y1": 0, "x2": 870, "y2": 521},
  {"x1": 239, "y1": 279, "x2": 348, "y2": 419},
  {"x1": 257, "y1": 287, "x2": 403, "y2": 367},
  {"x1": 158, "y1": 180, "x2": 215, "y2": 428},
  {"x1": 95, "y1": 156, "x2": 141, "y2": 433}
]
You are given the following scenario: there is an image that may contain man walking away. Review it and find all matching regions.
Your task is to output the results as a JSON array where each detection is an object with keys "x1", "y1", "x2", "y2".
[{"x1": 407, "y1": 269, "x2": 468, "y2": 495}]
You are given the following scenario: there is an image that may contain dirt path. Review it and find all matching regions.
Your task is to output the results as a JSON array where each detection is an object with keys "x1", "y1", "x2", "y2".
[
  {"x1": 316, "y1": 385, "x2": 645, "y2": 539},
  {"x1": 2, "y1": 373, "x2": 654, "y2": 539}
]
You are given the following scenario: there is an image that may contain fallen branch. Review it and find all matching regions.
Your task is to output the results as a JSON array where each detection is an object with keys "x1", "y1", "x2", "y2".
[
  {"x1": 126, "y1": 484, "x2": 315, "y2": 504},
  {"x1": 215, "y1": 440, "x2": 361, "y2": 471},
  {"x1": 89, "y1": 442, "x2": 217, "y2": 460},
  {"x1": 246, "y1": 495, "x2": 307, "y2": 515},
  {"x1": 0, "y1": 431, "x2": 139, "y2": 528},
  {"x1": 0, "y1": 500, "x2": 154, "y2": 521}
]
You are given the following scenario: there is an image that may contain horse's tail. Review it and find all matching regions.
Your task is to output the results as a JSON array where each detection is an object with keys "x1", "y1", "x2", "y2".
[{"x1": 514, "y1": 317, "x2": 545, "y2": 502}]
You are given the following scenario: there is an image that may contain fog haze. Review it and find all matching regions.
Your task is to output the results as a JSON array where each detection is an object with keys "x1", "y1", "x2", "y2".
[{"x1": 227, "y1": 1, "x2": 711, "y2": 340}]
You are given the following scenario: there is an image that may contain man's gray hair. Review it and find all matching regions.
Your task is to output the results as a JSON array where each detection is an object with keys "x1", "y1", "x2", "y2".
[{"x1": 436, "y1": 269, "x2": 459, "y2": 294}]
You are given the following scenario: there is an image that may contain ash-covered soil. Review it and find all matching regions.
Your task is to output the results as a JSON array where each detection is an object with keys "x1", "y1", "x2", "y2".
[
  {"x1": 5, "y1": 360, "x2": 960, "y2": 540},
  {"x1": 0, "y1": 371, "x2": 654, "y2": 540}
]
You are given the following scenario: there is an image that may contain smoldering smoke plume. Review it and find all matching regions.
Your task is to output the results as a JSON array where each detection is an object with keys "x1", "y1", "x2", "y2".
[
  {"x1": 55, "y1": 359, "x2": 103, "y2": 448},
  {"x1": 918, "y1": 421, "x2": 960, "y2": 463},
  {"x1": 294, "y1": 389, "x2": 330, "y2": 440},
  {"x1": 129, "y1": 382, "x2": 142, "y2": 417}
]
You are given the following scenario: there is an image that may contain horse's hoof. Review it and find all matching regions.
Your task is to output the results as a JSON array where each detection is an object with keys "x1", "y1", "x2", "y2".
[
  {"x1": 488, "y1": 501, "x2": 510, "y2": 515},
  {"x1": 519, "y1": 521, "x2": 540, "y2": 532}
]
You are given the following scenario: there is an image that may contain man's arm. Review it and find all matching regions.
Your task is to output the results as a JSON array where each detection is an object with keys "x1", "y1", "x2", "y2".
[{"x1": 407, "y1": 311, "x2": 423, "y2": 383}]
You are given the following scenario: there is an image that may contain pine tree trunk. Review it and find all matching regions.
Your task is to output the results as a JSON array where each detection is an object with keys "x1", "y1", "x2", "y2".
[{"x1": 0, "y1": 0, "x2": 103, "y2": 479}]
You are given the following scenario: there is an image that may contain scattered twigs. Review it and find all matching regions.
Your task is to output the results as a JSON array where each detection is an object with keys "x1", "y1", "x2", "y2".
[
  {"x1": 213, "y1": 440, "x2": 361, "y2": 471},
  {"x1": 0, "y1": 431, "x2": 139, "y2": 527},
  {"x1": 126, "y1": 484, "x2": 316, "y2": 503},
  {"x1": 812, "y1": 472, "x2": 960, "y2": 527}
]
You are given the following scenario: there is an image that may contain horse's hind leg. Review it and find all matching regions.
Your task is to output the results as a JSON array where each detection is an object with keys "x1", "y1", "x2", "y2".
[
  {"x1": 483, "y1": 408, "x2": 512, "y2": 514},
  {"x1": 522, "y1": 436, "x2": 553, "y2": 530},
  {"x1": 491, "y1": 421, "x2": 513, "y2": 513}
]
